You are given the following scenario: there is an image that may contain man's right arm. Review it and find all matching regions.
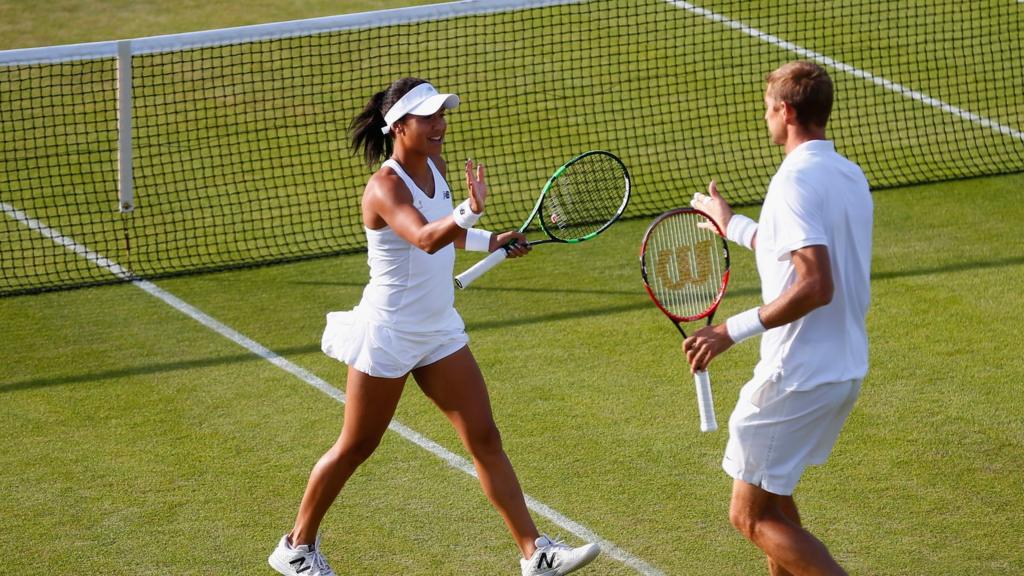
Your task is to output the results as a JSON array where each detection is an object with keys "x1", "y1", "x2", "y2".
[{"x1": 756, "y1": 244, "x2": 833, "y2": 329}]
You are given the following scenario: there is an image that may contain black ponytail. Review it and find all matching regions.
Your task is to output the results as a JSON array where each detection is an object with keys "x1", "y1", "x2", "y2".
[{"x1": 349, "y1": 77, "x2": 429, "y2": 168}]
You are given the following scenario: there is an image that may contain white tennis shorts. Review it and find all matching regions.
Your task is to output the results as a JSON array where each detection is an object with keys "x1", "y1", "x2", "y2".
[
  {"x1": 321, "y1": 309, "x2": 468, "y2": 379},
  {"x1": 722, "y1": 373, "x2": 861, "y2": 496}
]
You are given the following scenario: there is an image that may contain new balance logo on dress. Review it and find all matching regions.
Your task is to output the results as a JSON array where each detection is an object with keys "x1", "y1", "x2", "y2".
[{"x1": 520, "y1": 535, "x2": 600, "y2": 576}]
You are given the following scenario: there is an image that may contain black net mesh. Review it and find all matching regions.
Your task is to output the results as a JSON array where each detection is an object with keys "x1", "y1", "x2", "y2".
[{"x1": 1, "y1": 0, "x2": 1021, "y2": 295}]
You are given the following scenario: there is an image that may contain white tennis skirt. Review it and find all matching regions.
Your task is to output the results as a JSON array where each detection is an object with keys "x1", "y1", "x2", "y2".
[{"x1": 320, "y1": 308, "x2": 469, "y2": 379}]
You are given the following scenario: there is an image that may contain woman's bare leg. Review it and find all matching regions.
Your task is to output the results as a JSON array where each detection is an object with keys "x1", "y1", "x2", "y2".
[
  {"x1": 412, "y1": 346, "x2": 540, "y2": 558},
  {"x1": 289, "y1": 367, "x2": 407, "y2": 545}
]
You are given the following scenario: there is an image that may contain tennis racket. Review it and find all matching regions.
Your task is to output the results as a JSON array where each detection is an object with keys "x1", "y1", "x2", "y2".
[
  {"x1": 455, "y1": 150, "x2": 631, "y2": 289},
  {"x1": 640, "y1": 207, "x2": 730, "y2": 432}
]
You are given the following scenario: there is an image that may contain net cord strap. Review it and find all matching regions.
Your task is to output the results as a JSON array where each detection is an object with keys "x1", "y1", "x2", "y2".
[{"x1": 117, "y1": 41, "x2": 134, "y2": 213}]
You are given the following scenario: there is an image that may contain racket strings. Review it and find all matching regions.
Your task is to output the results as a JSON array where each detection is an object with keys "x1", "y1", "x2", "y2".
[
  {"x1": 646, "y1": 213, "x2": 724, "y2": 320},
  {"x1": 542, "y1": 154, "x2": 627, "y2": 240}
]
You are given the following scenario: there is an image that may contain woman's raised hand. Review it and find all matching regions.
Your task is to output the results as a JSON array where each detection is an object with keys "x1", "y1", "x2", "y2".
[{"x1": 465, "y1": 159, "x2": 487, "y2": 214}]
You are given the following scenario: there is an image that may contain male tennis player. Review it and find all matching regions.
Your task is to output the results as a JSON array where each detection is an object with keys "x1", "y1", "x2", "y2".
[
  {"x1": 685, "y1": 61, "x2": 872, "y2": 575},
  {"x1": 267, "y1": 77, "x2": 599, "y2": 576}
]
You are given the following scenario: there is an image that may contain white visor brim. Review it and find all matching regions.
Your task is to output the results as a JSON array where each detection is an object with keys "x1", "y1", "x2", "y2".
[{"x1": 381, "y1": 83, "x2": 460, "y2": 134}]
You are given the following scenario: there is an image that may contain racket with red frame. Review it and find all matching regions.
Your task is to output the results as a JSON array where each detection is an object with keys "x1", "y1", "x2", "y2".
[{"x1": 640, "y1": 207, "x2": 730, "y2": 432}]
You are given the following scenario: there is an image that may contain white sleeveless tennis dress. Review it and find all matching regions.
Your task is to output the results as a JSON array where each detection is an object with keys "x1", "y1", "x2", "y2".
[{"x1": 321, "y1": 157, "x2": 468, "y2": 378}]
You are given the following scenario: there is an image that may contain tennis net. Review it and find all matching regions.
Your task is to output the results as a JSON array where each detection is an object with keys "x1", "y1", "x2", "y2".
[{"x1": 2, "y1": 0, "x2": 1022, "y2": 295}]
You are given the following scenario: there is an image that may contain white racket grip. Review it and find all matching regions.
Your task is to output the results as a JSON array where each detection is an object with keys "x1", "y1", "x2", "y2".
[
  {"x1": 694, "y1": 370, "x2": 718, "y2": 432},
  {"x1": 454, "y1": 248, "x2": 508, "y2": 289}
]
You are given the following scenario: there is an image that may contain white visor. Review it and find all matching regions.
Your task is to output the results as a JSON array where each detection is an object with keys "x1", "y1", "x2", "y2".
[{"x1": 381, "y1": 83, "x2": 460, "y2": 134}]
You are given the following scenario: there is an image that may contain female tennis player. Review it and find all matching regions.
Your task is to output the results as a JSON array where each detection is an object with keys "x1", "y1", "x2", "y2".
[{"x1": 268, "y1": 77, "x2": 599, "y2": 576}]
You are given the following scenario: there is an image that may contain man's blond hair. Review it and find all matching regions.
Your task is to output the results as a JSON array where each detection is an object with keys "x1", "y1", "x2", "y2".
[{"x1": 765, "y1": 61, "x2": 834, "y2": 128}]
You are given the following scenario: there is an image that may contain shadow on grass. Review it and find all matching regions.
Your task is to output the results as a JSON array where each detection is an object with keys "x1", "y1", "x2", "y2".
[
  {"x1": 0, "y1": 285, "x2": 758, "y2": 395},
  {"x1": 872, "y1": 255, "x2": 1024, "y2": 281},
  {"x1": 0, "y1": 344, "x2": 323, "y2": 395},
  {"x1": 7, "y1": 256, "x2": 1018, "y2": 395},
  {"x1": 292, "y1": 278, "x2": 643, "y2": 297}
]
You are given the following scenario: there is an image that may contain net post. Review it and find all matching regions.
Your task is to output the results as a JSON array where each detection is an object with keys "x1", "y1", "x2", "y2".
[{"x1": 116, "y1": 40, "x2": 134, "y2": 213}]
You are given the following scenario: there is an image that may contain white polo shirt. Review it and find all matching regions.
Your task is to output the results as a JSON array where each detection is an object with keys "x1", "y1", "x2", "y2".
[{"x1": 752, "y1": 140, "x2": 873, "y2": 389}]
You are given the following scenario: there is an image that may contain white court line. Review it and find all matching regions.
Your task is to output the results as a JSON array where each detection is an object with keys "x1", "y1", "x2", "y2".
[
  {"x1": 1, "y1": 200, "x2": 666, "y2": 576},
  {"x1": 667, "y1": 1, "x2": 1024, "y2": 143}
]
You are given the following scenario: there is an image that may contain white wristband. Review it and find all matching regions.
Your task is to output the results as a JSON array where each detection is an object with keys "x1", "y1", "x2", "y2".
[
  {"x1": 726, "y1": 307, "x2": 766, "y2": 343},
  {"x1": 453, "y1": 199, "x2": 481, "y2": 229},
  {"x1": 464, "y1": 228, "x2": 492, "y2": 252},
  {"x1": 726, "y1": 214, "x2": 757, "y2": 250}
]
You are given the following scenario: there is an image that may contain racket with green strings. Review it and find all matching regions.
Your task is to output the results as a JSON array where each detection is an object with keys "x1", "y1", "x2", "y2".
[{"x1": 455, "y1": 150, "x2": 631, "y2": 289}]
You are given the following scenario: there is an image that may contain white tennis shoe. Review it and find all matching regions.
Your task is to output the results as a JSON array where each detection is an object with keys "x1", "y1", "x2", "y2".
[
  {"x1": 520, "y1": 535, "x2": 600, "y2": 576},
  {"x1": 268, "y1": 534, "x2": 336, "y2": 576}
]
